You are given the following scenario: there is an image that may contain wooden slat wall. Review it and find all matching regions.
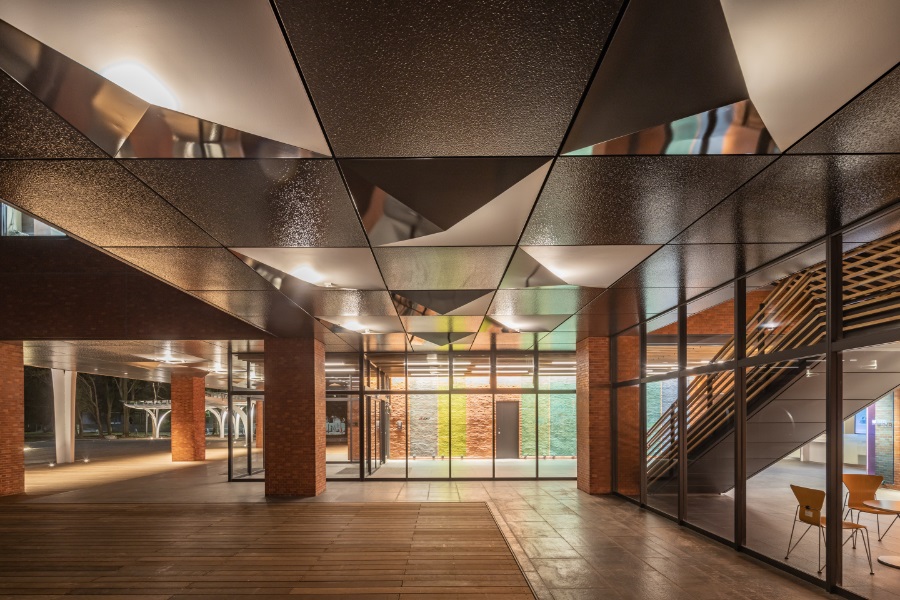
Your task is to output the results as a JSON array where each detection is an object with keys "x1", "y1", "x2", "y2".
[{"x1": 0, "y1": 502, "x2": 535, "y2": 599}]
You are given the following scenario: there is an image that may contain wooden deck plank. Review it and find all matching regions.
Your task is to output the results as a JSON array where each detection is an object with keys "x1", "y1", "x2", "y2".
[{"x1": 0, "y1": 503, "x2": 533, "y2": 599}]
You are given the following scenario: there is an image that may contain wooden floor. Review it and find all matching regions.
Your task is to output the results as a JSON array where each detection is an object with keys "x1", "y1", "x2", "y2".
[{"x1": 0, "y1": 502, "x2": 534, "y2": 599}]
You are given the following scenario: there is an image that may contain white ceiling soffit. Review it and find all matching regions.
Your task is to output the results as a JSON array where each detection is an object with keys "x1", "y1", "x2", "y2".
[
  {"x1": 0, "y1": 0, "x2": 330, "y2": 155},
  {"x1": 234, "y1": 247, "x2": 386, "y2": 291},
  {"x1": 520, "y1": 245, "x2": 660, "y2": 289},
  {"x1": 720, "y1": 0, "x2": 900, "y2": 150},
  {"x1": 385, "y1": 161, "x2": 552, "y2": 247}
]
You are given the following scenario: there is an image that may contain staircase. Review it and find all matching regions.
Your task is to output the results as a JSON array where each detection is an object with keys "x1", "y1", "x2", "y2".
[{"x1": 646, "y1": 231, "x2": 900, "y2": 496}]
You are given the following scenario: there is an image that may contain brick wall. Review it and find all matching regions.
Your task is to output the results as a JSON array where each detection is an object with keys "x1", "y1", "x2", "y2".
[
  {"x1": 577, "y1": 337, "x2": 611, "y2": 494},
  {"x1": 170, "y1": 370, "x2": 206, "y2": 462},
  {"x1": 0, "y1": 342, "x2": 24, "y2": 496},
  {"x1": 616, "y1": 335, "x2": 641, "y2": 496},
  {"x1": 874, "y1": 395, "x2": 893, "y2": 484},
  {"x1": 264, "y1": 337, "x2": 325, "y2": 497}
]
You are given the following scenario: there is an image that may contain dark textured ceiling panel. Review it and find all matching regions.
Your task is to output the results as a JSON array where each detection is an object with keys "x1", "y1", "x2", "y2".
[
  {"x1": 275, "y1": 0, "x2": 620, "y2": 156},
  {"x1": 562, "y1": 0, "x2": 748, "y2": 153},
  {"x1": 373, "y1": 246, "x2": 514, "y2": 290},
  {"x1": 489, "y1": 288, "x2": 603, "y2": 316},
  {"x1": 121, "y1": 159, "x2": 366, "y2": 247},
  {"x1": 672, "y1": 155, "x2": 900, "y2": 244},
  {"x1": 612, "y1": 243, "x2": 804, "y2": 290},
  {"x1": 0, "y1": 160, "x2": 217, "y2": 247},
  {"x1": 310, "y1": 290, "x2": 397, "y2": 317},
  {"x1": 108, "y1": 247, "x2": 272, "y2": 291},
  {"x1": 788, "y1": 65, "x2": 900, "y2": 154},
  {"x1": 521, "y1": 156, "x2": 774, "y2": 245},
  {"x1": 0, "y1": 71, "x2": 106, "y2": 159}
]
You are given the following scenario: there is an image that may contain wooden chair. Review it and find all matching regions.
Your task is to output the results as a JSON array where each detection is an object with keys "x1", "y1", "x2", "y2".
[
  {"x1": 786, "y1": 485, "x2": 873, "y2": 575},
  {"x1": 843, "y1": 474, "x2": 899, "y2": 541}
]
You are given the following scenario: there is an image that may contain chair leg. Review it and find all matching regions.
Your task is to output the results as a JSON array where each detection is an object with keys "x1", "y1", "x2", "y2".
[
  {"x1": 863, "y1": 527, "x2": 874, "y2": 575},
  {"x1": 786, "y1": 507, "x2": 799, "y2": 560}
]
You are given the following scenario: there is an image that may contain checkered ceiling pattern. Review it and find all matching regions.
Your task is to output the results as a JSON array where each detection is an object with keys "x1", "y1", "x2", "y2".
[{"x1": 0, "y1": 0, "x2": 897, "y2": 353}]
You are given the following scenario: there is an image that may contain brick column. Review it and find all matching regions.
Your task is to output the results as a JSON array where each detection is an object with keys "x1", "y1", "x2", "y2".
[
  {"x1": 616, "y1": 335, "x2": 641, "y2": 496},
  {"x1": 170, "y1": 369, "x2": 207, "y2": 462},
  {"x1": 577, "y1": 337, "x2": 611, "y2": 494},
  {"x1": 264, "y1": 337, "x2": 326, "y2": 497},
  {"x1": 254, "y1": 400, "x2": 264, "y2": 449},
  {"x1": 0, "y1": 342, "x2": 24, "y2": 497}
]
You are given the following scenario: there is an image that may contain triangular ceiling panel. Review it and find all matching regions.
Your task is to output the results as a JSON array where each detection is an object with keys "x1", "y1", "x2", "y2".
[
  {"x1": 392, "y1": 290, "x2": 493, "y2": 316},
  {"x1": 384, "y1": 161, "x2": 552, "y2": 247},
  {"x1": 566, "y1": 100, "x2": 778, "y2": 156},
  {"x1": 562, "y1": 0, "x2": 748, "y2": 153},
  {"x1": 0, "y1": 0, "x2": 330, "y2": 154},
  {"x1": 720, "y1": 0, "x2": 900, "y2": 150},
  {"x1": 341, "y1": 157, "x2": 548, "y2": 231},
  {"x1": 500, "y1": 248, "x2": 569, "y2": 289},
  {"x1": 446, "y1": 292, "x2": 495, "y2": 317},
  {"x1": 411, "y1": 332, "x2": 475, "y2": 348}
]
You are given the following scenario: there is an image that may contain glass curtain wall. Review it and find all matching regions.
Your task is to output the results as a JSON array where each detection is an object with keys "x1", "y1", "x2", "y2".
[
  {"x1": 331, "y1": 349, "x2": 576, "y2": 480},
  {"x1": 227, "y1": 340, "x2": 265, "y2": 481},
  {"x1": 614, "y1": 209, "x2": 900, "y2": 598}
]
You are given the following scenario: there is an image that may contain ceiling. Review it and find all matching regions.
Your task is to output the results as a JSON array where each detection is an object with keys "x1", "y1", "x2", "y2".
[{"x1": 0, "y1": 0, "x2": 898, "y2": 355}]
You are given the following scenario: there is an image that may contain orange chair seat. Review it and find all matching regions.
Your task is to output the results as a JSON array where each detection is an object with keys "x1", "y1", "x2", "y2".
[
  {"x1": 849, "y1": 502, "x2": 898, "y2": 515},
  {"x1": 819, "y1": 517, "x2": 868, "y2": 530}
]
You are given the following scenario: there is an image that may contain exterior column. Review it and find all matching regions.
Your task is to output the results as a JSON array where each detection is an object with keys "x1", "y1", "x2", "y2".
[
  {"x1": 265, "y1": 337, "x2": 325, "y2": 497},
  {"x1": 577, "y1": 337, "x2": 612, "y2": 494},
  {"x1": 170, "y1": 369, "x2": 207, "y2": 462},
  {"x1": 51, "y1": 369, "x2": 77, "y2": 464},
  {"x1": 616, "y1": 335, "x2": 641, "y2": 496},
  {"x1": 0, "y1": 342, "x2": 24, "y2": 497},
  {"x1": 255, "y1": 401, "x2": 264, "y2": 449}
]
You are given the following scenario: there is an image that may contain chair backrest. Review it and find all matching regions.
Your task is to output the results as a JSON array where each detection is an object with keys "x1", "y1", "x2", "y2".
[
  {"x1": 844, "y1": 474, "x2": 883, "y2": 505},
  {"x1": 791, "y1": 485, "x2": 825, "y2": 526}
]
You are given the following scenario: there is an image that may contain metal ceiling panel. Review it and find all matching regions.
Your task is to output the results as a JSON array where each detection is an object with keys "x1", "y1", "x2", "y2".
[
  {"x1": 521, "y1": 156, "x2": 774, "y2": 245},
  {"x1": 520, "y1": 245, "x2": 660, "y2": 288},
  {"x1": 275, "y1": 0, "x2": 620, "y2": 156},
  {"x1": 310, "y1": 290, "x2": 397, "y2": 317},
  {"x1": 373, "y1": 246, "x2": 514, "y2": 290},
  {"x1": 384, "y1": 161, "x2": 552, "y2": 247},
  {"x1": 342, "y1": 157, "x2": 548, "y2": 231},
  {"x1": 570, "y1": 100, "x2": 779, "y2": 156},
  {"x1": 788, "y1": 66, "x2": 900, "y2": 154},
  {"x1": 488, "y1": 315, "x2": 570, "y2": 333},
  {"x1": 720, "y1": 0, "x2": 900, "y2": 150},
  {"x1": 0, "y1": 0, "x2": 330, "y2": 154},
  {"x1": 317, "y1": 315, "x2": 404, "y2": 335},
  {"x1": 0, "y1": 70, "x2": 106, "y2": 158},
  {"x1": 672, "y1": 155, "x2": 900, "y2": 244},
  {"x1": 233, "y1": 247, "x2": 386, "y2": 291},
  {"x1": 612, "y1": 243, "x2": 804, "y2": 290},
  {"x1": 489, "y1": 288, "x2": 603, "y2": 316},
  {"x1": 562, "y1": 0, "x2": 748, "y2": 153},
  {"x1": 121, "y1": 159, "x2": 366, "y2": 247},
  {"x1": 400, "y1": 316, "x2": 484, "y2": 334},
  {"x1": 108, "y1": 247, "x2": 271, "y2": 291},
  {"x1": 116, "y1": 106, "x2": 327, "y2": 159},
  {"x1": 391, "y1": 290, "x2": 493, "y2": 316},
  {"x1": 0, "y1": 160, "x2": 218, "y2": 247}
]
